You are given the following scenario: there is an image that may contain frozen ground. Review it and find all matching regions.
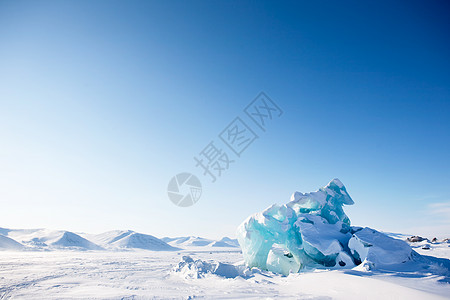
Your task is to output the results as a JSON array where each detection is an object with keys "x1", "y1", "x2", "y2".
[{"x1": 0, "y1": 245, "x2": 449, "y2": 299}]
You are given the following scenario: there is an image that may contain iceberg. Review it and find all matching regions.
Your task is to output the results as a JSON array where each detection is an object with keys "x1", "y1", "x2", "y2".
[{"x1": 237, "y1": 179, "x2": 414, "y2": 275}]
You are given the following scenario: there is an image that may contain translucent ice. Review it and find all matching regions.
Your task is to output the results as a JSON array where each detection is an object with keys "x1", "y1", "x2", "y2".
[{"x1": 237, "y1": 179, "x2": 413, "y2": 275}]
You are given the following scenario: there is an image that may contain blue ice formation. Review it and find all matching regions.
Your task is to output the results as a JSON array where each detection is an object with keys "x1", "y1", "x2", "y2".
[{"x1": 237, "y1": 179, "x2": 413, "y2": 275}]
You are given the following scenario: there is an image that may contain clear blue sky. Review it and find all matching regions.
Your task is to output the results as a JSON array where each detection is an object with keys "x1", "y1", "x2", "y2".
[{"x1": 1, "y1": 0, "x2": 449, "y2": 239}]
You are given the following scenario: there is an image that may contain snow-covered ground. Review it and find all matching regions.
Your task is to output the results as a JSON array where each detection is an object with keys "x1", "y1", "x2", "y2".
[{"x1": 0, "y1": 243, "x2": 449, "y2": 299}]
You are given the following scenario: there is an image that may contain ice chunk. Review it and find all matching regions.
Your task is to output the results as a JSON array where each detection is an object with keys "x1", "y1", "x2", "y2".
[
  {"x1": 266, "y1": 244, "x2": 301, "y2": 275},
  {"x1": 349, "y1": 227, "x2": 413, "y2": 268},
  {"x1": 237, "y1": 179, "x2": 414, "y2": 274},
  {"x1": 237, "y1": 179, "x2": 355, "y2": 272},
  {"x1": 173, "y1": 256, "x2": 240, "y2": 278},
  {"x1": 287, "y1": 178, "x2": 353, "y2": 225}
]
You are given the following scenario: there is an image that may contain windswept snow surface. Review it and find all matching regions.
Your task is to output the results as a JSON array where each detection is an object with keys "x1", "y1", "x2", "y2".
[
  {"x1": 387, "y1": 232, "x2": 450, "y2": 259},
  {"x1": 0, "y1": 248, "x2": 449, "y2": 299}
]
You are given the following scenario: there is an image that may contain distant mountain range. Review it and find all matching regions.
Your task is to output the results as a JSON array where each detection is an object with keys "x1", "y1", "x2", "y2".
[
  {"x1": 0, "y1": 227, "x2": 239, "y2": 251},
  {"x1": 162, "y1": 236, "x2": 239, "y2": 248},
  {"x1": 0, "y1": 228, "x2": 103, "y2": 250},
  {"x1": 81, "y1": 230, "x2": 179, "y2": 251}
]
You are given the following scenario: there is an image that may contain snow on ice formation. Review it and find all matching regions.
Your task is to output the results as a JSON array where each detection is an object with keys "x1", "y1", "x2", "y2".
[{"x1": 237, "y1": 179, "x2": 414, "y2": 275}]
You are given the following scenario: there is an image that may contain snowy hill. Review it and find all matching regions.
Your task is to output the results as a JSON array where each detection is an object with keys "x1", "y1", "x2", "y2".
[
  {"x1": 51, "y1": 231, "x2": 103, "y2": 250},
  {"x1": 162, "y1": 236, "x2": 213, "y2": 247},
  {"x1": 0, "y1": 227, "x2": 179, "y2": 251},
  {"x1": 84, "y1": 230, "x2": 178, "y2": 251},
  {"x1": 209, "y1": 241, "x2": 235, "y2": 247},
  {"x1": 0, "y1": 234, "x2": 25, "y2": 250},
  {"x1": 176, "y1": 236, "x2": 213, "y2": 247},
  {"x1": 2, "y1": 227, "x2": 243, "y2": 251},
  {"x1": 1, "y1": 228, "x2": 103, "y2": 250},
  {"x1": 216, "y1": 237, "x2": 239, "y2": 247},
  {"x1": 162, "y1": 236, "x2": 239, "y2": 248}
]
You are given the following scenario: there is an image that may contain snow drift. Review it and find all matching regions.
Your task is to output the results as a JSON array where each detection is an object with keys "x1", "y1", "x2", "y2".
[{"x1": 173, "y1": 255, "x2": 240, "y2": 279}]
